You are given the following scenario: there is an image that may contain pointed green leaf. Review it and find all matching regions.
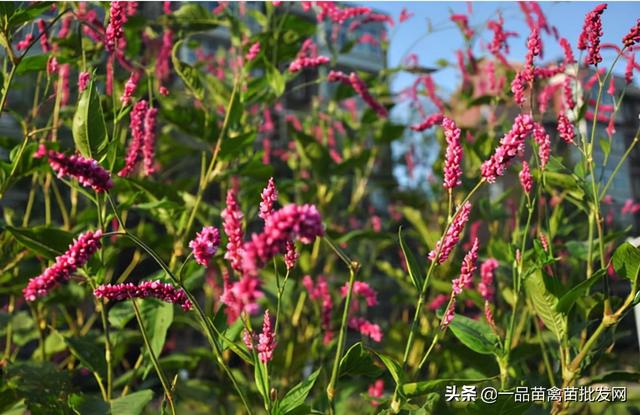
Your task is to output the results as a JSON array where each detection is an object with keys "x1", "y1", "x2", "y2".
[
  {"x1": 64, "y1": 335, "x2": 107, "y2": 380},
  {"x1": 339, "y1": 342, "x2": 381, "y2": 378},
  {"x1": 72, "y1": 80, "x2": 107, "y2": 159},
  {"x1": 555, "y1": 269, "x2": 606, "y2": 313},
  {"x1": 171, "y1": 40, "x2": 205, "y2": 101},
  {"x1": 448, "y1": 314, "x2": 501, "y2": 356},
  {"x1": 140, "y1": 299, "x2": 173, "y2": 359},
  {"x1": 401, "y1": 377, "x2": 491, "y2": 398},
  {"x1": 525, "y1": 269, "x2": 566, "y2": 343},
  {"x1": 5, "y1": 225, "x2": 73, "y2": 259},
  {"x1": 277, "y1": 368, "x2": 321, "y2": 415},
  {"x1": 375, "y1": 352, "x2": 404, "y2": 385},
  {"x1": 109, "y1": 390, "x2": 153, "y2": 415},
  {"x1": 398, "y1": 226, "x2": 425, "y2": 289},
  {"x1": 612, "y1": 242, "x2": 640, "y2": 283}
]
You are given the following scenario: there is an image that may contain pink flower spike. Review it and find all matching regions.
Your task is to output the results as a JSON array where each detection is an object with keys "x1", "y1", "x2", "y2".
[
  {"x1": 119, "y1": 100, "x2": 148, "y2": 177},
  {"x1": 284, "y1": 240, "x2": 298, "y2": 270},
  {"x1": 341, "y1": 281, "x2": 378, "y2": 306},
  {"x1": 442, "y1": 117, "x2": 463, "y2": 190},
  {"x1": 478, "y1": 259, "x2": 499, "y2": 302},
  {"x1": 533, "y1": 122, "x2": 551, "y2": 168},
  {"x1": 519, "y1": 161, "x2": 533, "y2": 194},
  {"x1": 94, "y1": 280, "x2": 192, "y2": 311},
  {"x1": 557, "y1": 113, "x2": 575, "y2": 144},
  {"x1": 481, "y1": 114, "x2": 534, "y2": 183},
  {"x1": 189, "y1": 226, "x2": 220, "y2": 267},
  {"x1": 241, "y1": 204, "x2": 323, "y2": 277},
  {"x1": 48, "y1": 151, "x2": 113, "y2": 192},
  {"x1": 246, "y1": 41, "x2": 261, "y2": 62},
  {"x1": 451, "y1": 238, "x2": 479, "y2": 295},
  {"x1": 24, "y1": 230, "x2": 103, "y2": 301},
  {"x1": 222, "y1": 187, "x2": 245, "y2": 273},
  {"x1": 578, "y1": 4, "x2": 607, "y2": 66},
  {"x1": 142, "y1": 107, "x2": 158, "y2": 176},
  {"x1": 441, "y1": 297, "x2": 456, "y2": 329},
  {"x1": 78, "y1": 72, "x2": 91, "y2": 93},
  {"x1": 428, "y1": 202, "x2": 472, "y2": 264},
  {"x1": 221, "y1": 274, "x2": 263, "y2": 323},
  {"x1": 257, "y1": 310, "x2": 277, "y2": 363},
  {"x1": 623, "y1": 19, "x2": 640, "y2": 47},
  {"x1": 259, "y1": 177, "x2": 278, "y2": 221},
  {"x1": 410, "y1": 113, "x2": 444, "y2": 132},
  {"x1": 37, "y1": 19, "x2": 51, "y2": 53},
  {"x1": 106, "y1": 1, "x2": 126, "y2": 53},
  {"x1": 121, "y1": 72, "x2": 140, "y2": 106}
]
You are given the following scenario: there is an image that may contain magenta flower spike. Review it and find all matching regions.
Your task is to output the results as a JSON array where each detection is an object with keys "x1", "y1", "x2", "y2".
[{"x1": 94, "y1": 280, "x2": 192, "y2": 311}]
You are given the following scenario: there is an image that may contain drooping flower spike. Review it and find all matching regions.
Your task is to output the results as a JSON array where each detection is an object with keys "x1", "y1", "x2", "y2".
[
  {"x1": 47, "y1": 151, "x2": 113, "y2": 192},
  {"x1": 24, "y1": 230, "x2": 103, "y2": 301},
  {"x1": 428, "y1": 201, "x2": 472, "y2": 264},
  {"x1": 578, "y1": 4, "x2": 607, "y2": 66},
  {"x1": 94, "y1": 280, "x2": 192, "y2": 311}
]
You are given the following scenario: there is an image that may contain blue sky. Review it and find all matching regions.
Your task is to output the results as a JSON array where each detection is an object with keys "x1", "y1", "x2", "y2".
[
  {"x1": 360, "y1": 2, "x2": 639, "y2": 187},
  {"x1": 365, "y1": 2, "x2": 638, "y2": 96}
]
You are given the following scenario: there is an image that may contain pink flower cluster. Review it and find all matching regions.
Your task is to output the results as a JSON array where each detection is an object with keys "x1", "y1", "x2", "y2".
[
  {"x1": 221, "y1": 271, "x2": 263, "y2": 323},
  {"x1": 245, "y1": 41, "x2": 260, "y2": 62},
  {"x1": 341, "y1": 281, "x2": 377, "y2": 306},
  {"x1": 303, "y1": 275, "x2": 334, "y2": 344},
  {"x1": 623, "y1": 19, "x2": 640, "y2": 47},
  {"x1": 77, "y1": 72, "x2": 91, "y2": 93},
  {"x1": 315, "y1": 2, "x2": 371, "y2": 24},
  {"x1": 533, "y1": 122, "x2": 550, "y2": 168},
  {"x1": 348, "y1": 317, "x2": 382, "y2": 342},
  {"x1": 578, "y1": 4, "x2": 607, "y2": 65},
  {"x1": 557, "y1": 113, "x2": 575, "y2": 144},
  {"x1": 17, "y1": 33, "x2": 33, "y2": 51},
  {"x1": 410, "y1": 113, "x2": 444, "y2": 132},
  {"x1": 451, "y1": 238, "x2": 479, "y2": 295},
  {"x1": 289, "y1": 39, "x2": 330, "y2": 73},
  {"x1": 442, "y1": 117, "x2": 463, "y2": 190},
  {"x1": 478, "y1": 259, "x2": 498, "y2": 302},
  {"x1": 428, "y1": 202, "x2": 472, "y2": 264},
  {"x1": 284, "y1": 240, "x2": 298, "y2": 270},
  {"x1": 37, "y1": 19, "x2": 51, "y2": 53},
  {"x1": 106, "y1": 1, "x2": 127, "y2": 53},
  {"x1": 48, "y1": 151, "x2": 113, "y2": 192},
  {"x1": 257, "y1": 310, "x2": 277, "y2": 363},
  {"x1": 327, "y1": 70, "x2": 388, "y2": 117},
  {"x1": 119, "y1": 100, "x2": 157, "y2": 177},
  {"x1": 241, "y1": 204, "x2": 323, "y2": 277},
  {"x1": 222, "y1": 188, "x2": 245, "y2": 272},
  {"x1": 189, "y1": 226, "x2": 220, "y2": 267},
  {"x1": 519, "y1": 161, "x2": 533, "y2": 194},
  {"x1": 24, "y1": 230, "x2": 103, "y2": 301},
  {"x1": 442, "y1": 238, "x2": 479, "y2": 328},
  {"x1": 94, "y1": 280, "x2": 192, "y2": 311},
  {"x1": 121, "y1": 72, "x2": 140, "y2": 106},
  {"x1": 481, "y1": 114, "x2": 534, "y2": 183},
  {"x1": 451, "y1": 14, "x2": 474, "y2": 39},
  {"x1": 259, "y1": 177, "x2": 278, "y2": 220},
  {"x1": 622, "y1": 199, "x2": 640, "y2": 215}
]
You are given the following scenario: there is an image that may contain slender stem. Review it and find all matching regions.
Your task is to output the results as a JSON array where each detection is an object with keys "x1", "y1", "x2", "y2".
[
  {"x1": 99, "y1": 299, "x2": 113, "y2": 401},
  {"x1": 327, "y1": 263, "x2": 359, "y2": 405},
  {"x1": 131, "y1": 299, "x2": 176, "y2": 415},
  {"x1": 0, "y1": 64, "x2": 17, "y2": 117},
  {"x1": 417, "y1": 333, "x2": 440, "y2": 370}
]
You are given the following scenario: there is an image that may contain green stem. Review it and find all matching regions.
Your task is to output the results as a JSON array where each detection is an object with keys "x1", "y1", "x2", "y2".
[
  {"x1": 99, "y1": 299, "x2": 113, "y2": 401},
  {"x1": 131, "y1": 299, "x2": 176, "y2": 415},
  {"x1": 599, "y1": 133, "x2": 639, "y2": 200},
  {"x1": 327, "y1": 263, "x2": 359, "y2": 405}
]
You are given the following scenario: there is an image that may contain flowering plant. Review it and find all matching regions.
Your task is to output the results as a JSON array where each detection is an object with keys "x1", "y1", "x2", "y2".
[{"x1": 0, "y1": 2, "x2": 639, "y2": 415}]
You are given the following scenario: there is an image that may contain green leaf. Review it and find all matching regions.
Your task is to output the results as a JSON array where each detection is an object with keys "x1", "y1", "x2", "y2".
[
  {"x1": 69, "y1": 394, "x2": 109, "y2": 415},
  {"x1": 140, "y1": 299, "x2": 173, "y2": 359},
  {"x1": 8, "y1": 2, "x2": 52, "y2": 28},
  {"x1": 266, "y1": 62, "x2": 285, "y2": 97},
  {"x1": 109, "y1": 390, "x2": 153, "y2": 415},
  {"x1": 254, "y1": 360, "x2": 269, "y2": 403},
  {"x1": 172, "y1": 40, "x2": 205, "y2": 101},
  {"x1": 172, "y1": 3, "x2": 219, "y2": 32},
  {"x1": 587, "y1": 370, "x2": 640, "y2": 385},
  {"x1": 5, "y1": 225, "x2": 73, "y2": 259},
  {"x1": 339, "y1": 342, "x2": 382, "y2": 378},
  {"x1": 4, "y1": 361, "x2": 71, "y2": 414},
  {"x1": 448, "y1": 314, "x2": 501, "y2": 356},
  {"x1": 375, "y1": 352, "x2": 404, "y2": 385},
  {"x1": 108, "y1": 301, "x2": 134, "y2": 329},
  {"x1": 276, "y1": 369, "x2": 321, "y2": 415},
  {"x1": 398, "y1": 227, "x2": 426, "y2": 290},
  {"x1": 16, "y1": 55, "x2": 49, "y2": 75},
  {"x1": 219, "y1": 131, "x2": 256, "y2": 160},
  {"x1": 64, "y1": 335, "x2": 108, "y2": 380},
  {"x1": 524, "y1": 269, "x2": 566, "y2": 343},
  {"x1": 612, "y1": 242, "x2": 640, "y2": 283},
  {"x1": 72, "y1": 80, "x2": 108, "y2": 159},
  {"x1": 401, "y1": 378, "x2": 491, "y2": 398},
  {"x1": 599, "y1": 138, "x2": 611, "y2": 159},
  {"x1": 555, "y1": 269, "x2": 606, "y2": 314}
]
